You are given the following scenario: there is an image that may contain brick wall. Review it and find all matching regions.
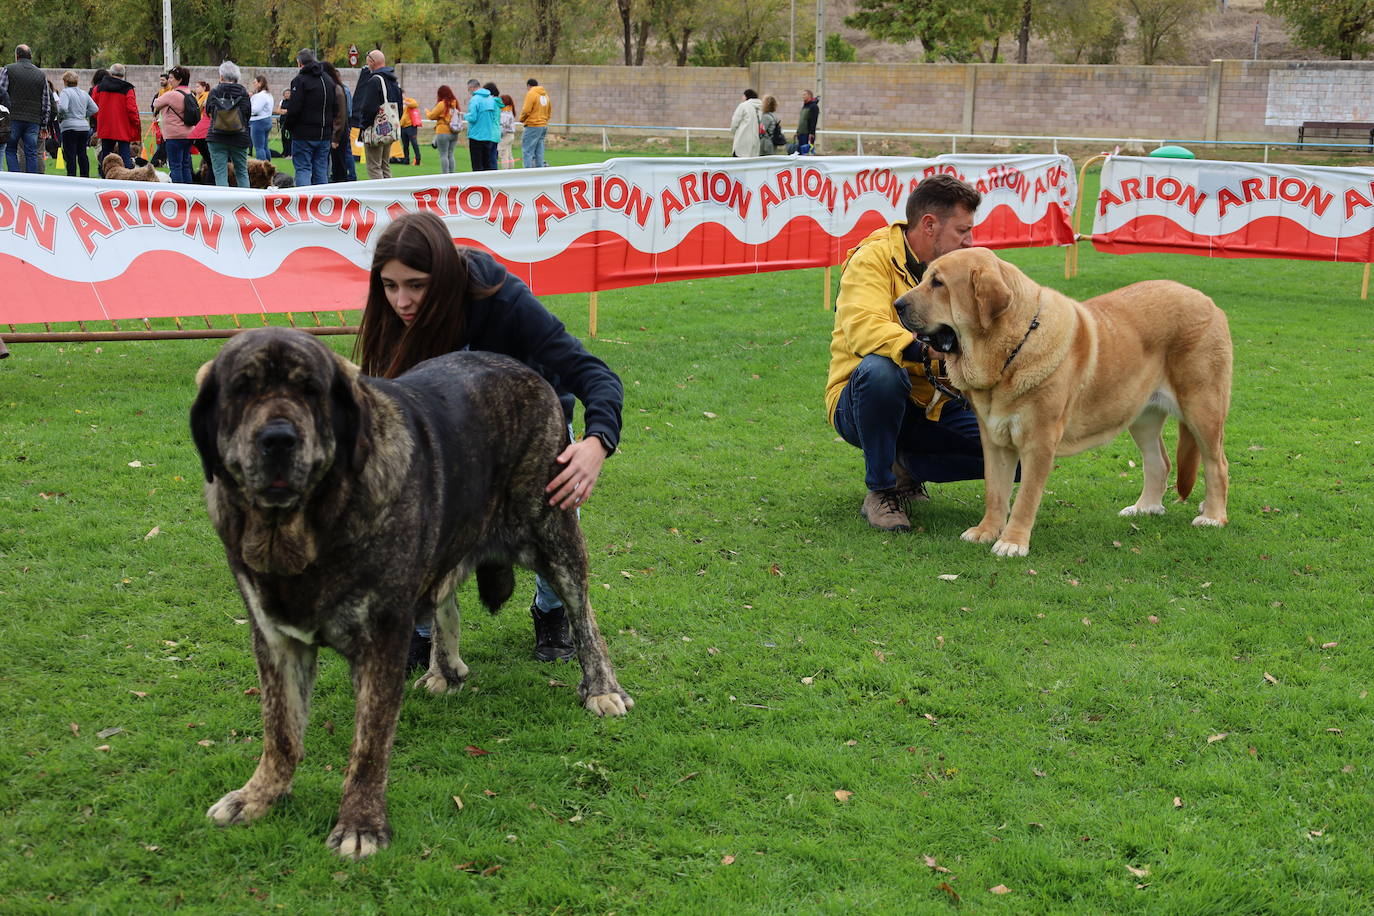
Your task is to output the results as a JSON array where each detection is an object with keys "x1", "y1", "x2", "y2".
[{"x1": 30, "y1": 59, "x2": 1374, "y2": 145}]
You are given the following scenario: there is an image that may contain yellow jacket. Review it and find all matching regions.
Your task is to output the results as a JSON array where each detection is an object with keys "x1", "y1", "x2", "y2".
[
  {"x1": 426, "y1": 100, "x2": 459, "y2": 133},
  {"x1": 519, "y1": 85, "x2": 551, "y2": 126},
  {"x1": 824, "y1": 222, "x2": 949, "y2": 424}
]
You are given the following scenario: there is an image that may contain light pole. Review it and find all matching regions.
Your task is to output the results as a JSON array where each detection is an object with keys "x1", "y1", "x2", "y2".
[
  {"x1": 814, "y1": 0, "x2": 825, "y2": 152},
  {"x1": 162, "y1": 0, "x2": 175, "y2": 67}
]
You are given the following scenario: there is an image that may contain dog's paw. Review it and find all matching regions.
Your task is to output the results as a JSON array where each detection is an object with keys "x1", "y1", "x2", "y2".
[
  {"x1": 413, "y1": 668, "x2": 466, "y2": 695},
  {"x1": 327, "y1": 820, "x2": 391, "y2": 860},
  {"x1": 991, "y1": 538, "x2": 1030, "y2": 558},
  {"x1": 961, "y1": 525, "x2": 1001, "y2": 544},
  {"x1": 583, "y1": 691, "x2": 633, "y2": 717},
  {"x1": 206, "y1": 789, "x2": 272, "y2": 826},
  {"x1": 1191, "y1": 514, "x2": 1226, "y2": 528},
  {"x1": 1120, "y1": 503, "x2": 1165, "y2": 517}
]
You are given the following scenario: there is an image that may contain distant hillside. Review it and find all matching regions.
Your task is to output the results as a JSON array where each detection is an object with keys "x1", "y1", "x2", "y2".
[{"x1": 828, "y1": 0, "x2": 1338, "y2": 66}]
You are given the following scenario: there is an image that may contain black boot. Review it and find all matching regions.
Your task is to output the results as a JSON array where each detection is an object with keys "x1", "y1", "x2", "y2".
[{"x1": 531, "y1": 603, "x2": 574, "y2": 662}]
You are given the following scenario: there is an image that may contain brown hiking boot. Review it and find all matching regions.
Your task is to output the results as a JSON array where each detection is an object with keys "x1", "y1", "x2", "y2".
[
  {"x1": 892, "y1": 461, "x2": 930, "y2": 505},
  {"x1": 861, "y1": 488, "x2": 911, "y2": 532}
]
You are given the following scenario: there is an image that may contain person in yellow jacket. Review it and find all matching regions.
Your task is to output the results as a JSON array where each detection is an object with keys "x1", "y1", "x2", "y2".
[
  {"x1": 426, "y1": 84, "x2": 461, "y2": 173},
  {"x1": 825, "y1": 174, "x2": 984, "y2": 532},
  {"x1": 518, "y1": 77, "x2": 551, "y2": 167}
]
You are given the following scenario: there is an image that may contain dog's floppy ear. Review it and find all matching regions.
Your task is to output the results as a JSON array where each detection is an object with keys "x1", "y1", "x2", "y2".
[
  {"x1": 329, "y1": 353, "x2": 372, "y2": 472},
  {"x1": 972, "y1": 263, "x2": 1012, "y2": 330},
  {"x1": 189, "y1": 362, "x2": 222, "y2": 483}
]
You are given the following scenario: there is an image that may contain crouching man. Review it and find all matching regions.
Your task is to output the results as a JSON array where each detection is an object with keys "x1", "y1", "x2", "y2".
[{"x1": 824, "y1": 174, "x2": 984, "y2": 532}]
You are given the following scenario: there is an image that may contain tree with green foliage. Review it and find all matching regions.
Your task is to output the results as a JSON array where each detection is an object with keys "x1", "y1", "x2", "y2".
[
  {"x1": 845, "y1": 0, "x2": 1022, "y2": 62},
  {"x1": 1265, "y1": 0, "x2": 1374, "y2": 60},
  {"x1": 1121, "y1": 0, "x2": 1209, "y2": 64},
  {"x1": 1038, "y1": 0, "x2": 1125, "y2": 63}
]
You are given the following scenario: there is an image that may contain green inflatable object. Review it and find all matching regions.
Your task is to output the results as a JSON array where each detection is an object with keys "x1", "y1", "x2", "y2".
[{"x1": 1150, "y1": 145, "x2": 1196, "y2": 159}]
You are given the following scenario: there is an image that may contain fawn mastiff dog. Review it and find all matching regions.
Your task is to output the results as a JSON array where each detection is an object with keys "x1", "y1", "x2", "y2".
[
  {"x1": 191, "y1": 327, "x2": 632, "y2": 859},
  {"x1": 894, "y1": 247, "x2": 1231, "y2": 557}
]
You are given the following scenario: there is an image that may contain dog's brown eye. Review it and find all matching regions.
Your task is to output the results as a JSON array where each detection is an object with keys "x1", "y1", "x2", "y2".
[{"x1": 930, "y1": 276, "x2": 943, "y2": 289}]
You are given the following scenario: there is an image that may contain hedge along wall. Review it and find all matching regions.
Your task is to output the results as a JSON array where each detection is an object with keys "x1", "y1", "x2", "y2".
[{"x1": 32, "y1": 59, "x2": 1374, "y2": 143}]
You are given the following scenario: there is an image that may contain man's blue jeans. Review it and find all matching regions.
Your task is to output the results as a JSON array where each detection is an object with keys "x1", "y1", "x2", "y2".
[
  {"x1": 5, "y1": 120, "x2": 40, "y2": 173},
  {"x1": 292, "y1": 138, "x2": 331, "y2": 186},
  {"x1": 521, "y1": 124, "x2": 547, "y2": 167},
  {"x1": 833, "y1": 353, "x2": 984, "y2": 491}
]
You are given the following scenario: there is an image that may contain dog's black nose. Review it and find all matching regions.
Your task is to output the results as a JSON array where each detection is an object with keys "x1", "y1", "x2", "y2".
[
  {"x1": 893, "y1": 297, "x2": 908, "y2": 316},
  {"x1": 257, "y1": 420, "x2": 298, "y2": 458}
]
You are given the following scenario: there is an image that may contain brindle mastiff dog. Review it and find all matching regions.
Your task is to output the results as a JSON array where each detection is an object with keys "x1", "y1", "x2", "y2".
[
  {"x1": 894, "y1": 247, "x2": 1231, "y2": 557},
  {"x1": 191, "y1": 327, "x2": 633, "y2": 859}
]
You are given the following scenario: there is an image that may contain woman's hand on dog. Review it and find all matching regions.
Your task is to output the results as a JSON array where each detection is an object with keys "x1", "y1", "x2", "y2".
[{"x1": 547, "y1": 437, "x2": 608, "y2": 509}]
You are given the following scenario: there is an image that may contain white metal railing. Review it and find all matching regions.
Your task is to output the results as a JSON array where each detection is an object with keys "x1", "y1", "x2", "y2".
[{"x1": 481, "y1": 122, "x2": 1372, "y2": 163}]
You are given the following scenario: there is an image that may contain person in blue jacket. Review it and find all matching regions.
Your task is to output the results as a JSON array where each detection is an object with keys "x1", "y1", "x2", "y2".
[
  {"x1": 463, "y1": 79, "x2": 501, "y2": 172},
  {"x1": 354, "y1": 210, "x2": 624, "y2": 666}
]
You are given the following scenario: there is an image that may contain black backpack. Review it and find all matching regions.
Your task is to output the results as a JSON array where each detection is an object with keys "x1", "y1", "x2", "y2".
[
  {"x1": 770, "y1": 118, "x2": 785, "y2": 148},
  {"x1": 0, "y1": 100, "x2": 10, "y2": 144},
  {"x1": 178, "y1": 88, "x2": 201, "y2": 128}
]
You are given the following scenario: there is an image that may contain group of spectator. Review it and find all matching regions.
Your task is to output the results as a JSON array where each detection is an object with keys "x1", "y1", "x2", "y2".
[
  {"x1": 421, "y1": 75, "x2": 551, "y2": 174},
  {"x1": 3, "y1": 42, "x2": 562, "y2": 183},
  {"x1": 730, "y1": 88, "x2": 820, "y2": 158}
]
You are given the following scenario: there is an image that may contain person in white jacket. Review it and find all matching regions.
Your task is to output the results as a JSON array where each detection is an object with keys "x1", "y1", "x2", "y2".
[
  {"x1": 56, "y1": 70, "x2": 99, "y2": 177},
  {"x1": 249, "y1": 74, "x2": 275, "y2": 161},
  {"x1": 730, "y1": 89, "x2": 763, "y2": 159}
]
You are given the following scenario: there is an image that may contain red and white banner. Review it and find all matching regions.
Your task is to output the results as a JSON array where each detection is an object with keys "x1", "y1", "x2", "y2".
[
  {"x1": 0, "y1": 154, "x2": 1074, "y2": 325},
  {"x1": 1093, "y1": 155, "x2": 1374, "y2": 262}
]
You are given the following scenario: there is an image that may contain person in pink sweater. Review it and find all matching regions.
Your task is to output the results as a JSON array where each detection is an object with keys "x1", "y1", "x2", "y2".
[{"x1": 152, "y1": 66, "x2": 197, "y2": 183}]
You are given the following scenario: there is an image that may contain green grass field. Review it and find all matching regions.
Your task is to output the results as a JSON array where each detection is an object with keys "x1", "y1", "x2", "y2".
[{"x1": 3, "y1": 163, "x2": 1373, "y2": 912}]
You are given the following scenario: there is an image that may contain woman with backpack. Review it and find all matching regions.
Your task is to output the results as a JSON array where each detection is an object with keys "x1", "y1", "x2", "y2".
[
  {"x1": 759, "y1": 95, "x2": 784, "y2": 155},
  {"x1": 426, "y1": 84, "x2": 461, "y2": 174},
  {"x1": 152, "y1": 66, "x2": 198, "y2": 183},
  {"x1": 204, "y1": 61, "x2": 252, "y2": 187}
]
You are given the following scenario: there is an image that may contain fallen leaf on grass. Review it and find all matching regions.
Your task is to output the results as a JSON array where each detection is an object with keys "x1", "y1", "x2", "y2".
[
  {"x1": 128, "y1": 460, "x2": 143, "y2": 468},
  {"x1": 702, "y1": 411, "x2": 717, "y2": 419},
  {"x1": 834, "y1": 790, "x2": 853, "y2": 803},
  {"x1": 800, "y1": 677, "x2": 814, "y2": 686},
  {"x1": 197, "y1": 739, "x2": 215, "y2": 747},
  {"x1": 1326, "y1": 728, "x2": 1343, "y2": 734},
  {"x1": 130, "y1": 691, "x2": 148, "y2": 699},
  {"x1": 1322, "y1": 641, "x2": 1339, "y2": 649},
  {"x1": 465, "y1": 745, "x2": 490, "y2": 757},
  {"x1": 69, "y1": 722, "x2": 80, "y2": 736},
  {"x1": 922, "y1": 855, "x2": 951, "y2": 874},
  {"x1": 1263, "y1": 672, "x2": 1279, "y2": 685},
  {"x1": 1173, "y1": 796, "x2": 1184, "y2": 809},
  {"x1": 452, "y1": 795, "x2": 464, "y2": 811},
  {"x1": 674, "y1": 772, "x2": 699, "y2": 784},
  {"x1": 1207, "y1": 733, "x2": 1228, "y2": 744},
  {"x1": 96, "y1": 726, "x2": 124, "y2": 739},
  {"x1": 721, "y1": 854, "x2": 736, "y2": 865},
  {"x1": 1148, "y1": 615, "x2": 1160, "y2": 624},
  {"x1": 936, "y1": 574, "x2": 959, "y2": 581},
  {"x1": 481, "y1": 865, "x2": 502, "y2": 877},
  {"x1": 1126, "y1": 864, "x2": 1150, "y2": 878},
  {"x1": 936, "y1": 882, "x2": 961, "y2": 903},
  {"x1": 96, "y1": 745, "x2": 111, "y2": 752},
  {"x1": 769, "y1": 563, "x2": 782, "y2": 576},
  {"x1": 989, "y1": 884, "x2": 1012, "y2": 894},
  {"x1": 873, "y1": 649, "x2": 886, "y2": 663},
  {"x1": 1308, "y1": 827, "x2": 1326, "y2": 838},
  {"x1": 144, "y1": 526, "x2": 161, "y2": 540},
  {"x1": 244, "y1": 687, "x2": 260, "y2": 696}
]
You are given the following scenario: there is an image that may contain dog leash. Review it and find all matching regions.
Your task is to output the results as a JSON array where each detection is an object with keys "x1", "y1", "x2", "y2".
[
  {"x1": 921, "y1": 351, "x2": 967, "y2": 410},
  {"x1": 1000, "y1": 303, "x2": 1042, "y2": 375}
]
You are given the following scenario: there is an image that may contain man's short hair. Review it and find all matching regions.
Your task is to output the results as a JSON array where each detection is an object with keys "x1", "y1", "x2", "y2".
[
  {"x1": 16, "y1": 45, "x2": 32, "y2": 60},
  {"x1": 110, "y1": 62, "x2": 126, "y2": 77},
  {"x1": 527, "y1": 78, "x2": 539, "y2": 87},
  {"x1": 905, "y1": 174, "x2": 981, "y2": 224},
  {"x1": 744, "y1": 89, "x2": 758, "y2": 100},
  {"x1": 467, "y1": 79, "x2": 480, "y2": 89},
  {"x1": 296, "y1": 48, "x2": 316, "y2": 66},
  {"x1": 219, "y1": 60, "x2": 241, "y2": 83}
]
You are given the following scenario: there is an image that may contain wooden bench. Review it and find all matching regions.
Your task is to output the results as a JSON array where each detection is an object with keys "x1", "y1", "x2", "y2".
[{"x1": 1298, "y1": 121, "x2": 1374, "y2": 150}]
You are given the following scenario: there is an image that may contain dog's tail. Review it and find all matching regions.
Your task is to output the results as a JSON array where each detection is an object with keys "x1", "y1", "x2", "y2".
[
  {"x1": 1175, "y1": 425, "x2": 1200, "y2": 500},
  {"x1": 475, "y1": 563, "x2": 515, "y2": 614}
]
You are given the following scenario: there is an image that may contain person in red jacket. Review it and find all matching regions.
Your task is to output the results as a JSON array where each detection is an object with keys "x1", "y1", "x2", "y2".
[{"x1": 91, "y1": 62, "x2": 141, "y2": 168}]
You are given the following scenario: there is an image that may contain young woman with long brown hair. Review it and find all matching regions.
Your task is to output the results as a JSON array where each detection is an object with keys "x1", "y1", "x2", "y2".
[{"x1": 356, "y1": 210, "x2": 623, "y2": 664}]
